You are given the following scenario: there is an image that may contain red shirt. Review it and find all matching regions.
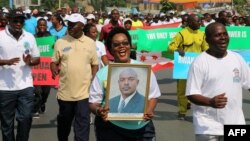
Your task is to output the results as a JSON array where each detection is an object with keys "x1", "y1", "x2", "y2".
[{"x1": 99, "y1": 22, "x2": 123, "y2": 42}]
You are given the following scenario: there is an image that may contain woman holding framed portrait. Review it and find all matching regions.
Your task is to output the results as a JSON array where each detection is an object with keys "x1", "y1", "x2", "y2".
[{"x1": 89, "y1": 27, "x2": 161, "y2": 141}]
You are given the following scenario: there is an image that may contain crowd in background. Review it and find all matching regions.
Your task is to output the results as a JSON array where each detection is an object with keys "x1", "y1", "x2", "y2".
[
  {"x1": 1, "y1": 5, "x2": 250, "y2": 141},
  {"x1": 1, "y1": 6, "x2": 250, "y2": 35}
]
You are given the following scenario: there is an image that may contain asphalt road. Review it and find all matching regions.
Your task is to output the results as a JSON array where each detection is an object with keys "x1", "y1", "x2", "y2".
[{"x1": 1, "y1": 69, "x2": 250, "y2": 141}]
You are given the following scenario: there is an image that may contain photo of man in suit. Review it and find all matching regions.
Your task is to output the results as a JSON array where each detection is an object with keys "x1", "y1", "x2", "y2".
[{"x1": 109, "y1": 68, "x2": 145, "y2": 113}]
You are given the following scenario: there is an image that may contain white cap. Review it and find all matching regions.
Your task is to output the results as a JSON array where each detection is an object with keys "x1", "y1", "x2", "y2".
[
  {"x1": 3, "y1": 9, "x2": 9, "y2": 13},
  {"x1": 160, "y1": 13, "x2": 165, "y2": 17},
  {"x1": 24, "y1": 9, "x2": 31, "y2": 14},
  {"x1": 46, "y1": 11, "x2": 52, "y2": 15},
  {"x1": 180, "y1": 11, "x2": 187, "y2": 15},
  {"x1": 168, "y1": 10, "x2": 174, "y2": 14},
  {"x1": 86, "y1": 14, "x2": 95, "y2": 20},
  {"x1": 66, "y1": 13, "x2": 86, "y2": 25},
  {"x1": 123, "y1": 18, "x2": 132, "y2": 25}
]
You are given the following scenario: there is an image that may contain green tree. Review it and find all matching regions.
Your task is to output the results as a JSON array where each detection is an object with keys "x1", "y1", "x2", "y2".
[
  {"x1": 102, "y1": 0, "x2": 126, "y2": 7},
  {"x1": 160, "y1": 0, "x2": 176, "y2": 13},
  {"x1": 0, "y1": 1, "x2": 10, "y2": 8},
  {"x1": 233, "y1": 0, "x2": 247, "y2": 5},
  {"x1": 233, "y1": 0, "x2": 248, "y2": 16},
  {"x1": 41, "y1": 0, "x2": 57, "y2": 10},
  {"x1": 39, "y1": 0, "x2": 76, "y2": 11}
]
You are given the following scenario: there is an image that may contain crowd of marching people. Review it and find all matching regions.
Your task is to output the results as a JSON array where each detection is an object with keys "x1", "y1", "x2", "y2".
[
  {"x1": 1, "y1": 6, "x2": 250, "y2": 33},
  {"x1": 1, "y1": 5, "x2": 250, "y2": 141}
]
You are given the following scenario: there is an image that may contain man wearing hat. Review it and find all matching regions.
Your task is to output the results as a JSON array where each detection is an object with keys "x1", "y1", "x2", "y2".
[
  {"x1": 50, "y1": 13, "x2": 99, "y2": 141},
  {"x1": 86, "y1": 13, "x2": 95, "y2": 25},
  {"x1": 45, "y1": 11, "x2": 53, "y2": 31},
  {"x1": 0, "y1": 9, "x2": 40, "y2": 141},
  {"x1": 23, "y1": 8, "x2": 37, "y2": 35}
]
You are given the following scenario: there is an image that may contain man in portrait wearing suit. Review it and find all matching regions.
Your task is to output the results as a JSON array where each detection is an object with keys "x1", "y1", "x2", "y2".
[{"x1": 109, "y1": 68, "x2": 145, "y2": 113}]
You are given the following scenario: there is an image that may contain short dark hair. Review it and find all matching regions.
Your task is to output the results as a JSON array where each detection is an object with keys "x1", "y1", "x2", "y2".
[
  {"x1": 83, "y1": 23, "x2": 95, "y2": 35},
  {"x1": 37, "y1": 18, "x2": 47, "y2": 24},
  {"x1": 124, "y1": 20, "x2": 132, "y2": 25},
  {"x1": 105, "y1": 27, "x2": 132, "y2": 54},
  {"x1": 205, "y1": 22, "x2": 225, "y2": 40}
]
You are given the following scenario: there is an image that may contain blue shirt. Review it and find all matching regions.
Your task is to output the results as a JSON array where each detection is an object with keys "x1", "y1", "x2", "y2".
[{"x1": 49, "y1": 26, "x2": 67, "y2": 40}]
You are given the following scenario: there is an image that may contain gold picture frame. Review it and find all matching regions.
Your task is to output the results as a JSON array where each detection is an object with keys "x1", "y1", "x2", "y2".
[{"x1": 105, "y1": 63, "x2": 151, "y2": 120}]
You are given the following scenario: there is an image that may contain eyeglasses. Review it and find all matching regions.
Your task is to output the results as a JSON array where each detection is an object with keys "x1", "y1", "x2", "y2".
[{"x1": 112, "y1": 41, "x2": 130, "y2": 48}]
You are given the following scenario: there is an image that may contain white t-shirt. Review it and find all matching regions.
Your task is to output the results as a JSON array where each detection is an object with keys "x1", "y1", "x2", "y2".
[
  {"x1": 186, "y1": 51, "x2": 250, "y2": 135},
  {"x1": 0, "y1": 27, "x2": 40, "y2": 90},
  {"x1": 96, "y1": 40, "x2": 107, "y2": 69},
  {"x1": 203, "y1": 19, "x2": 215, "y2": 27}
]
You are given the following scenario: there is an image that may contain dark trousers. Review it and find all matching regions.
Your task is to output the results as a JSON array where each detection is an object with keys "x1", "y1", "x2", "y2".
[
  {"x1": 33, "y1": 85, "x2": 51, "y2": 113},
  {"x1": 57, "y1": 98, "x2": 90, "y2": 141},
  {"x1": 0, "y1": 87, "x2": 34, "y2": 141},
  {"x1": 95, "y1": 116, "x2": 156, "y2": 141}
]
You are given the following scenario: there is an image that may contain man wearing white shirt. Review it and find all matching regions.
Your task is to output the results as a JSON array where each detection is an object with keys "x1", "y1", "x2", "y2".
[{"x1": 0, "y1": 9, "x2": 40, "y2": 141}]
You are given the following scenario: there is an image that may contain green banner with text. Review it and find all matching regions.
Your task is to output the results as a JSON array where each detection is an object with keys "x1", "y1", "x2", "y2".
[
  {"x1": 36, "y1": 36, "x2": 56, "y2": 57},
  {"x1": 134, "y1": 26, "x2": 250, "y2": 52}
]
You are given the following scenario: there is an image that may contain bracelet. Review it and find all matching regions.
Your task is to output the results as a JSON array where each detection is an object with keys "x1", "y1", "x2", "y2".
[{"x1": 95, "y1": 107, "x2": 100, "y2": 116}]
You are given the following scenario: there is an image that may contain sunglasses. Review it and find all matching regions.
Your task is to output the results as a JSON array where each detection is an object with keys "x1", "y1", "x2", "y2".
[{"x1": 112, "y1": 41, "x2": 130, "y2": 48}]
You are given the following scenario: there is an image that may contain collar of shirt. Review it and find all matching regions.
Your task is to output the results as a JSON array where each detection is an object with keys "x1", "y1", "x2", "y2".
[
  {"x1": 5, "y1": 25, "x2": 25, "y2": 40},
  {"x1": 67, "y1": 34, "x2": 86, "y2": 42},
  {"x1": 186, "y1": 26, "x2": 199, "y2": 33},
  {"x1": 119, "y1": 91, "x2": 137, "y2": 107}
]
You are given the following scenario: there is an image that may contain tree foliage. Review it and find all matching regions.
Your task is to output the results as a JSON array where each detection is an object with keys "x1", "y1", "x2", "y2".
[
  {"x1": 0, "y1": 1, "x2": 8, "y2": 8},
  {"x1": 233, "y1": 0, "x2": 247, "y2": 5},
  {"x1": 233, "y1": 0, "x2": 248, "y2": 16},
  {"x1": 160, "y1": 0, "x2": 176, "y2": 13},
  {"x1": 102, "y1": 0, "x2": 126, "y2": 7}
]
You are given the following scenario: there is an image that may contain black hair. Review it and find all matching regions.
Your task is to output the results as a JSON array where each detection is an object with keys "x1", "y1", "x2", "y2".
[
  {"x1": 205, "y1": 22, "x2": 225, "y2": 39},
  {"x1": 83, "y1": 23, "x2": 95, "y2": 35},
  {"x1": 37, "y1": 18, "x2": 47, "y2": 24},
  {"x1": 124, "y1": 20, "x2": 132, "y2": 25},
  {"x1": 53, "y1": 14, "x2": 66, "y2": 26},
  {"x1": 105, "y1": 27, "x2": 132, "y2": 54}
]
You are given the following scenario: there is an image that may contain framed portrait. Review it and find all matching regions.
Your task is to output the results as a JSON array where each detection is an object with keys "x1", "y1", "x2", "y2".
[{"x1": 105, "y1": 63, "x2": 151, "y2": 120}]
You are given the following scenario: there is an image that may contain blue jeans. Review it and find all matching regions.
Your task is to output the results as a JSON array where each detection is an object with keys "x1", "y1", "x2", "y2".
[{"x1": 0, "y1": 87, "x2": 34, "y2": 141}]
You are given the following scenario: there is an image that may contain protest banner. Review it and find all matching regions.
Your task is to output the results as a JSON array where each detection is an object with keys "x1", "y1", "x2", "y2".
[
  {"x1": 134, "y1": 27, "x2": 250, "y2": 52},
  {"x1": 173, "y1": 50, "x2": 250, "y2": 79},
  {"x1": 35, "y1": 36, "x2": 55, "y2": 56},
  {"x1": 32, "y1": 36, "x2": 57, "y2": 85},
  {"x1": 173, "y1": 52, "x2": 199, "y2": 79},
  {"x1": 32, "y1": 57, "x2": 59, "y2": 85}
]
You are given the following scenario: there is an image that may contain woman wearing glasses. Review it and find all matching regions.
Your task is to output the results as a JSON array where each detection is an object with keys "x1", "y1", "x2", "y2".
[{"x1": 89, "y1": 27, "x2": 161, "y2": 141}]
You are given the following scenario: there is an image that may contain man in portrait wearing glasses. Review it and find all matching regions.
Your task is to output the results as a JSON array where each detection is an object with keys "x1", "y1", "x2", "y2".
[
  {"x1": 50, "y1": 13, "x2": 98, "y2": 141},
  {"x1": 167, "y1": 14, "x2": 209, "y2": 120},
  {"x1": 0, "y1": 9, "x2": 40, "y2": 141},
  {"x1": 109, "y1": 68, "x2": 145, "y2": 113}
]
